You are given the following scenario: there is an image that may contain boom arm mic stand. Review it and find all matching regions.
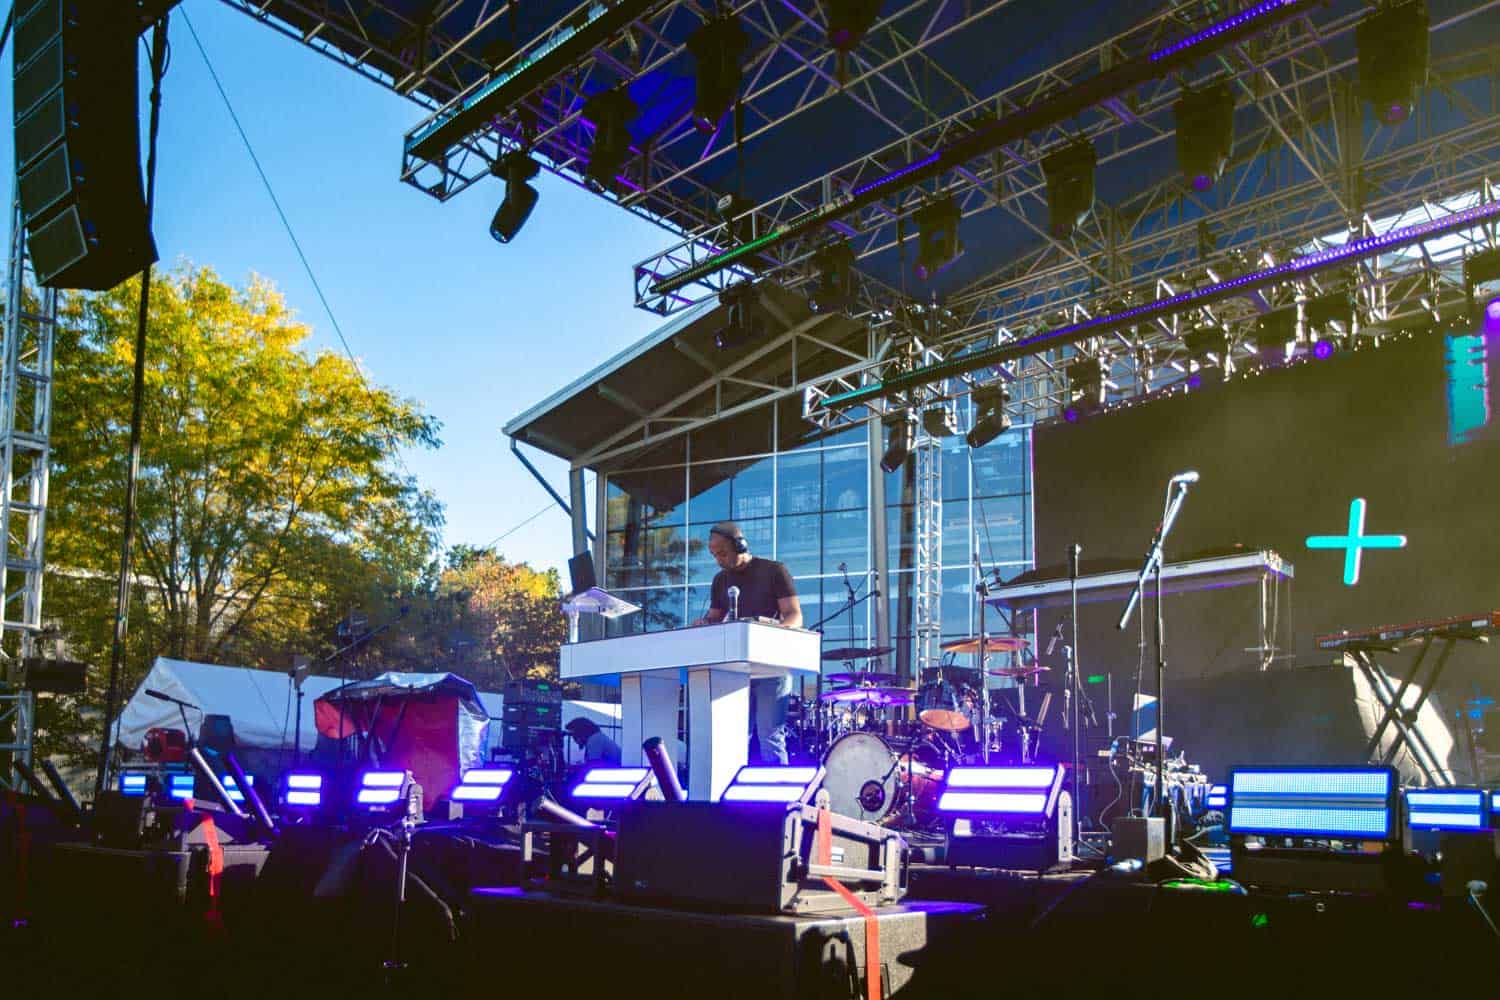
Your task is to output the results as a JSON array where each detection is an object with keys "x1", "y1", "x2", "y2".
[{"x1": 1115, "y1": 474, "x2": 1197, "y2": 845}]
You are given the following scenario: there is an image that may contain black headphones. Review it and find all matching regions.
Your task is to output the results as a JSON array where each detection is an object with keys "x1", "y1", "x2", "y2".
[{"x1": 710, "y1": 522, "x2": 749, "y2": 555}]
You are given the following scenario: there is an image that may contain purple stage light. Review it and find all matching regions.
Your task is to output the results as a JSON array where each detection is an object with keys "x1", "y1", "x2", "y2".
[
  {"x1": 1312, "y1": 339, "x2": 1335, "y2": 360},
  {"x1": 720, "y1": 764, "x2": 823, "y2": 804},
  {"x1": 285, "y1": 790, "x2": 321, "y2": 807},
  {"x1": 286, "y1": 773, "x2": 323, "y2": 790},
  {"x1": 118, "y1": 772, "x2": 149, "y2": 796},
  {"x1": 451, "y1": 767, "x2": 514, "y2": 803},
  {"x1": 1191, "y1": 174, "x2": 1214, "y2": 193},
  {"x1": 1149, "y1": 0, "x2": 1303, "y2": 62},
  {"x1": 1485, "y1": 297, "x2": 1500, "y2": 335},
  {"x1": 281, "y1": 772, "x2": 324, "y2": 809},
  {"x1": 571, "y1": 766, "x2": 652, "y2": 802},
  {"x1": 1063, "y1": 406, "x2": 1080, "y2": 423},
  {"x1": 1186, "y1": 373, "x2": 1203, "y2": 389},
  {"x1": 936, "y1": 764, "x2": 1065, "y2": 816},
  {"x1": 852, "y1": 152, "x2": 941, "y2": 198},
  {"x1": 1383, "y1": 102, "x2": 1410, "y2": 126}
]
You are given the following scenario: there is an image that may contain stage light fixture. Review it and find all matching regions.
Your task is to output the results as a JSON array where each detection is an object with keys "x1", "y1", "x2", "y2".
[
  {"x1": 118, "y1": 771, "x2": 150, "y2": 797},
  {"x1": 1304, "y1": 288, "x2": 1354, "y2": 333},
  {"x1": 937, "y1": 765, "x2": 1065, "y2": 816},
  {"x1": 825, "y1": 0, "x2": 882, "y2": 51},
  {"x1": 220, "y1": 775, "x2": 247, "y2": 805},
  {"x1": 879, "y1": 411, "x2": 915, "y2": 473},
  {"x1": 1356, "y1": 1, "x2": 1428, "y2": 126},
  {"x1": 280, "y1": 772, "x2": 324, "y2": 810},
  {"x1": 921, "y1": 404, "x2": 957, "y2": 438},
  {"x1": 489, "y1": 151, "x2": 541, "y2": 244},
  {"x1": 713, "y1": 282, "x2": 764, "y2": 350},
  {"x1": 451, "y1": 767, "x2": 515, "y2": 805},
  {"x1": 1252, "y1": 306, "x2": 1297, "y2": 364},
  {"x1": 1042, "y1": 141, "x2": 1097, "y2": 239},
  {"x1": 965, "y1": 384, "x2": 1011, "y2": 449},
  {"x1": 809, "y1": 242, "x2": 857, "y2": 314},
  {"x1": 1174, "y1": 82, "x2": 1235, "y2": 192},
  {"x1": 720, "y1": 765, "x2": 824, "y2": 804},
  {"x1": 1463, "y1": 247, "x2": 1500, "y2": 334},
  {"x1": 355, "y1": 768, "x2": 422, "y2": 817},
  {"x1": 914, "y1": 196, "x2": 963, "y2": 280},
  {"x1": 1405, "y1": 788, "x2": 1487, "y2": 832},
  {"x1": 571, "y1": 766, "x2": 654, "y2": 802},
  {"x1": 687, "y1": 16, "x2": 748, "y2": 131},
  {"x1": 1066, "y1": 356, "x2": 1106, "y2": 406},
  {"x1": 1184, "y1": 326, "x2": 1230, "y2": 369},
  {"x1": 582, "y1": 87, "x2": 637, "y2": 190},
  {"x1": 938, "y1": 764, "x2": 1072, "y2": 872},
  {"x1": 168, "y1": 773, "x2": 195, "y2": 801},
  {"x1": 1226, "y1": 766, "x2": 1396, "y2": 839}
]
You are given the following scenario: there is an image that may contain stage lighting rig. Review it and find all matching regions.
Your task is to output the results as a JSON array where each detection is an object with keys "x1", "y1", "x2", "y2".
[
  {"x1": 965, "y1": 384, "x2": 1011, "y2": 449},
  {"x1": 687, "y1": 15, "x2": 748, "y2": 132},
  {"x1": 879, "y1": 411, "x2": 915, "y2": 473},
  {"x1": 1183, "y1": 326, "x2": 1230, "y2": 370},
  {"x1": 489, "y1": 151, "x2": 540, "y2": 244},
  {"x1": 582, "y1": 87, "x2": 637, "y2": 190},
  {"x1": 1042, "y1": 141, "x2": 1097, "y2": 239},
  {"x1": 921, "y1": 403, "x2": 958, "y2": 439},
  {"x1": 1174, "y1": 82, "x2": 1235, "y2": 192},
  {"x1": 1356, "y1": 1, "x2": 1428, "y2": 126},
  {"x1": 1463, "y1": 247, "x2": 1500, "y2": 334},
  {"x1": 1252, "y1": 306, "x2": 1297, "y2": 365},
  {"x1": 1066, "y1": 356, "x2": 1106, "y2": 406},
  {"x1": 809, "y1": 242, "x2": 857, "y2": 314},
  {"x1": 713, "y1": 282, "x2": 764, "y2": 350},
  {"x1": 915, "y1": 196, "x2": 963, "y2": 280},
  {"x1": 1304, "y1": 288, "x2": 1355, "y2": 335}
]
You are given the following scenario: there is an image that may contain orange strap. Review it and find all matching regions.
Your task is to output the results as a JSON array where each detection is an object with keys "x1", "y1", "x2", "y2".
[
  {"x1": 816, "y1": 806, "x2": 881, "y2": 1000},
  {"x1": 184, "y1": 800, "x2": 225, "y2": 913}
]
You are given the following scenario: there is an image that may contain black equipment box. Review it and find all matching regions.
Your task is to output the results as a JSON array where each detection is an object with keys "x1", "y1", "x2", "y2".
[
  {"x1": 502, "y1": 701, "x2": 560, "y2": 727},
  {"x1": 500, "y1": 722, "x2": 561, "y2": 750},
  {"x1": 503, "y1": 677, "x2": 562, "y2": 706},
  {"x1": 614, "y1": 799, "x2": 905, "y2": 914}
]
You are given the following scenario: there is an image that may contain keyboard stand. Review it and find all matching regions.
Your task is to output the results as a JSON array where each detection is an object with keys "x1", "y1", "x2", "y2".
[{"x1": 1347, "y1": 634, "x2": 1454, "y2": 786}]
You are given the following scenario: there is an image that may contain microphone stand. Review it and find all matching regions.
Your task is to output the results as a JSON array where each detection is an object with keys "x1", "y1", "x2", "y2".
[
  {"x1": 973, "y1": 537, "x2": 991, "y2": 764},
  {"x1": 806, "y1": 567, "x2": 881, "y2": 750},
  {"x1": 1068, "y1": 544, "x2": 1082, "y2": 849},
  {"x1": 1115, "y1": 478, "x2": 1195, "y2": 844},
  {"x1": 320, "y1": 609, "x2": 410, "y2": 772}
]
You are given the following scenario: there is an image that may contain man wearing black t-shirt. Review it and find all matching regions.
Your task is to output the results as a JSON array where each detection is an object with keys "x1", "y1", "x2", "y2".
[{"x1": 693, "y1": 521, "x2": 802, "y2": 763}]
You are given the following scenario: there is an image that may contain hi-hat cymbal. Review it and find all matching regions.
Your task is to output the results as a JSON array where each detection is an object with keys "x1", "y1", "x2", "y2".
[
  {"x1": 819, "y1": 686, "x2": 915, "y2": 707},
  {"x1": 986, "y1": 665, "x2": 1050, "y2": 678},
  {"x1": 821, "y1": 645, "x2": 894, "y2": 661},
  {"x1": 825, "y1": 670, "x2": 899, "y2": 686},
  {"x1": 940, "y1": 635, "x2": 1030, "y2": 655}
]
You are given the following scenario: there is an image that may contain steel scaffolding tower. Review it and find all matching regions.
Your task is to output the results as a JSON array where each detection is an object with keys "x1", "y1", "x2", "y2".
[
  {"x1": 912, "y1": 432, "x2": 942, "y2": 676},
  {"x1": 0, "y1": 196, "x2": 57, "y2": 790}
]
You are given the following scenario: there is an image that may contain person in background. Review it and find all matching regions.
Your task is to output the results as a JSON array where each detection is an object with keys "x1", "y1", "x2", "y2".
[
  {"x1": 692, "y1": 521, "x2": 803, "y2": 764},
  {"x1": 564, "y1": 717, "x2": 621, "y2": 766}
]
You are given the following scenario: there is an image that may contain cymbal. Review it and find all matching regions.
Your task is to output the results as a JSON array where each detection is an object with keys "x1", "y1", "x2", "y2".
[
  {"x1": 986, "y1": 665, "x2": 1050, "y2": 678},
  {"x1": 940, "y1": 635, "x2": 1030, "y2": 655},
  {"x1": 825, "y1": 670, "x2": 899, "y2": 686},
  {"x1": 919, "y1": 709, "x2": 972, "y2": 733},
  {"x1": 819, "y1": 686, "x2": 915, "y2": 707},
  {"x1": 821, "y1": 645, "x2": 894, "y2": 661}
]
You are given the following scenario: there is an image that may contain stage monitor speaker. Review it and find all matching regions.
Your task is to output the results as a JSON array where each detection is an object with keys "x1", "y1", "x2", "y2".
[{"x1": 13, "y1": 0, "x2": 157, "y2": 289}]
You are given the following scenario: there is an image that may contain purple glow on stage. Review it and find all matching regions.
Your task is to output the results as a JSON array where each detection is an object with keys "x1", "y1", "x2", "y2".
[
  {"x1": 360, "y1": 770, "x2": 406, "y2": 788},
  {"x1": 356, "y1": 788, "x2": 401, "y2": 805},
  {"x1": 1186, "y1": 373, "x2": 1203, "y2": 389},
  {"x1": 946, "y1": 766, "x2": 1058, "y2": 789},
  {"x1": 1485, "y1": 297, "x2": 1500, "y2": 335},
  {"x1": 938, "y1": 791, "x2": 1049, "y2": 814},
  {"x1": 286, "y1": 773, "x2": 323, "y2": 790},
  {"x1": 1149, "y1": 0, "x2": 1302, "y2": 63},
  {"x1": 721, "y1": 764, "x2": 823, "y2": 804},
  {"x1": 1063, "y1": 406, "x2": 1080, "y2": 423},
  {"x1": 572, "y1": 765, "x2": 650, "y2": 802},
  {"x1": 1312, "y1": 339, "x2": 1335, "y2": 360},
  {"x1": 936, "y1": 763, "x2": 1064, "y2": 816},
  {"x1": 1191, "y1": 174, "x2": 1214, "y2": 193},
  {"x1": 735, "y1": 766, "x2": 819, "y2": 785},
  {"x1": 452, "y1": 767, "x2": 514, "y2": 802},
  {"x1": 285, "y1": 790, "x2": 321, "y2": 807},
  {"x1": 722, "y1": 785, "x2": 804, "y2": 802},
  {"x1": 119, "y1": 772, "x2": 149, "y2": 796}
]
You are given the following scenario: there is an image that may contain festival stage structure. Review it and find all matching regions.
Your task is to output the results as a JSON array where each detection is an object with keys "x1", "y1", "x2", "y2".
[{"x1": 5, "y1": 1, "x2": 1500, "y2": 996}]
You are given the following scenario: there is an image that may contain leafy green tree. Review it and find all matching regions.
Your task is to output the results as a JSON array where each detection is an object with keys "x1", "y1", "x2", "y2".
[{"x1": 38, "y1": 265, "x2": 443, "y2": 761}]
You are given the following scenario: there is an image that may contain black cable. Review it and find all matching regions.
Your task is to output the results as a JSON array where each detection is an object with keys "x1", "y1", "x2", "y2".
[
  {"x1": 94, "y1": 14, "x2": 170, "y2": 801},
  {"x1": 0, "y1": 5, "x2": 13, "y2": 63}
]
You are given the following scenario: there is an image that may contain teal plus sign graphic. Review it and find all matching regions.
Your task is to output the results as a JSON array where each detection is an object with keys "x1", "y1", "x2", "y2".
[{"x1": 1306, "y1": 498, "x2": 1407, "y2": 585}]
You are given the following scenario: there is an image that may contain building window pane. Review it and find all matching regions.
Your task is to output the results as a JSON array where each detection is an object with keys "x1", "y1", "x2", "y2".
[
  {"x1": 776, "y1": 514, "x2": 820, "y2": 578},
  {"x1": 605, "y1": 470, "x2": 686, "y2": 531},
  {"x1": 823, "y1": 445, "x2": 868, "y2": 512},
  {"x1": 971, "y1": 430, "x2": 1029, "y2": 497},
  {"x1": 822, "y1": 509, "x2": 868, "y2": 578},
  {"x1": 642, "y1": 526, "x2": 687, "y2": 587},
  {"x1": 975, "y1": 496, "x2": 1029, "y2": 565},
  {"x1": 941, "y1": 499, "x2": 970, "y2": 568},
  {"x1": 941, "y1": 437, "x2": 969, "y2": 501},
  {"x1": 688, "y1": 464, "x2": 732, "y2": 524},
  {"x1": 777, "y1": 451, "x2": 821, "y2": 515},
  {"x1": 941, "y1": 568, "x2": 973, "y2": 638},
  {"x1": 732, "y1": 456, "x2": 775, "y2": 522}
]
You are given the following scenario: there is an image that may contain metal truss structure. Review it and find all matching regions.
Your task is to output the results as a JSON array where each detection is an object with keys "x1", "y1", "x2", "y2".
[
  {"x1": 0, "y1": 197, "x2": 57, "y2": 789},
  {"x1": 912, "y1": 433, "x2": 941, "y2": 675}
]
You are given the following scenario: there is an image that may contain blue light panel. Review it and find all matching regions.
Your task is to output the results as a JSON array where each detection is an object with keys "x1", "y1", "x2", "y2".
[
  {"x1": 168, "y1": 773, "x2": 195, "y2": 801},
  {"x1": 572, "y1": 766, "x2": 650, "y2": 801},
  {"x1": 1405, "y1": 789, "x2": 1487, "y2": 831},
  {"x1": 1206, "y1": 784, "x2": 1227, "y2": 809},
  {"x1": 119, "y1": 772, "x2": 149, "y2": 796},
  {"x1": 1227, "y1": 767, "x2": 1394, "y2": 838},
  {"x1": 452, "y1": 767, "x2": 514, "y2": 802}
]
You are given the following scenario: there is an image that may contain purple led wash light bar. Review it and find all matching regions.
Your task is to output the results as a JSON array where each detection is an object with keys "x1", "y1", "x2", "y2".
[
  {"x1": 815, "y1": 198, "x2": 1500, "y2": 411},
  {"x1": 650, "y1": 0, "x2": 1317, "y2": 298}
]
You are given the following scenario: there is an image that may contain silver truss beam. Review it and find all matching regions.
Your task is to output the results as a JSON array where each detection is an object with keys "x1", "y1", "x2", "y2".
[
  {"x1": 913, "y1": 433, "x2": 941, "y2": 674},
  {"x1": 0, "y1": 195, "x2": 56, "y2": 788}
]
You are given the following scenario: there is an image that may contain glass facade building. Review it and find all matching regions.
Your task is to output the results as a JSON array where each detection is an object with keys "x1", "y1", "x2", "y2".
[{"x1": 601, "y1": 398, "x2": 1034, "y2": 669}]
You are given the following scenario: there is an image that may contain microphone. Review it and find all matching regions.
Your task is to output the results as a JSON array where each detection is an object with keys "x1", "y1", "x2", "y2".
[
  {"x1": 1170, "y1": 470, "x2": 1200, "y2": 484},
  {"x1": 727, "y1": 585, "x2": 741, "y2": 621},
  {"x1": 838, "y1": 562, "x2": 847, "y2": 574},
  {"x1": 1046, "y1": 619, "x2": 1066, "y2": 657},
  {"x1": 146, "y1": 688, "x2": 197, "y2": 709}
]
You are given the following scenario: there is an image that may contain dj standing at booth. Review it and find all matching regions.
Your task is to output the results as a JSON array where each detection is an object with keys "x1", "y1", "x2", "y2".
[{"x1": 693, "y1": 521, "x2": 803, "y2": 764}]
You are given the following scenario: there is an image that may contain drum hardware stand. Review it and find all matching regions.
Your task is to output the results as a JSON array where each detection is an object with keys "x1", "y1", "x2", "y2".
[
  {"x1": 973, "y1": 540, "x2": 992, "y2": 763},
  {"x1": 1116, "y1": 472, "x2": 1198, "y2": 847},
  {"x1": 809, "y1": 566, "x2": 884, "y2": 752}
]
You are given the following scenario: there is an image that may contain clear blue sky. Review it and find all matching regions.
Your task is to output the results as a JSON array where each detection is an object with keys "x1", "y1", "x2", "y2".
[{"x1": 2, "y1": 0, "x2": 672, "y2": 578}]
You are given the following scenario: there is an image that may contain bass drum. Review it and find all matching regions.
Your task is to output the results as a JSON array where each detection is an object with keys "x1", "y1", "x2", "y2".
[{"x1": 822, "y1": 732, "x2": 944, "y2": 828}]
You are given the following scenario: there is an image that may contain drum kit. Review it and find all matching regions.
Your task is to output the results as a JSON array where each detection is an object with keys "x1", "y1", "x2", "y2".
[{"x1": 794, "y1": 635, "x2": 1052, "y2": 831}]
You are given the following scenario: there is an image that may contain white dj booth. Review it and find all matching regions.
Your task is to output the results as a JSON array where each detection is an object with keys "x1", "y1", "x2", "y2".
[{"x1": 559, "y1": 620, "x2": 820, "y2": 801}]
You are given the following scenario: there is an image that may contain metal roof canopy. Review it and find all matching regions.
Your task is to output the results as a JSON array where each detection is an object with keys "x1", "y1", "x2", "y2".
[{"x1": 502, "y1": 281, "x2": 875, "y2": 470}]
